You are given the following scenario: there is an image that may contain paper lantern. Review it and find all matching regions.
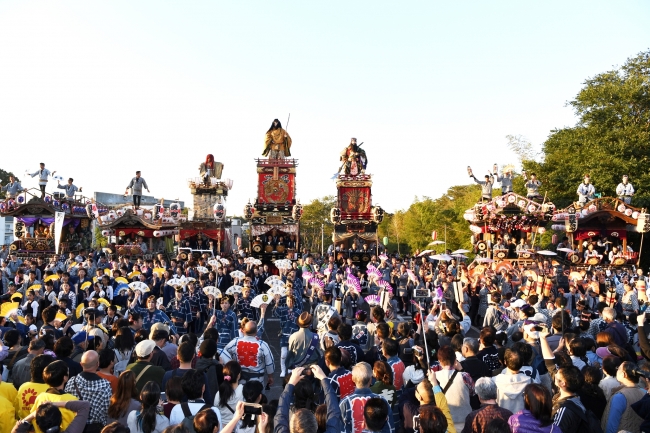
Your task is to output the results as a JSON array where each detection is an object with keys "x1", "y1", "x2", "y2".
[
  {"x1": 431, "y1": 230, "x2": 438, "y2": 241},
  {"x1": 625, "y1": 209, "x2": 633, "y2": 216},
  {"x1": 581, "y1": 209, "x2": 589, "y2": 216},
  {"x1": 518, "y1": 200, "x2": 527, "y2": 208},
  {"x1": 17, "y1": 196, "x2": 24, "y2": 204},
  {"x1": 469, "y1": 225, "x2": 482, "y2": 234},
  {"x1": 44, "y1": 196, "x2": 52, "y2": 203},
  {"x1": 618, "y1": 204, "x2": 626, "y2": 212},
  {"x1": 463, "y1": 211, "x2": 475, "y2": 221},
  {"x1": 552, "y1": 234, "x2": 558, "y2": 244},
  {"x1": 537, "y1": 227, "x2": 546, "y2": 234},
  {"x1": 507, "y1": 194, "x2": 516, "y2": 203},
  {"x1": 588, "y1": 204, "x2": 597, "y2": 213},
  {"x1": 383, "y1": 237, "x2": 389, "y2": 246},
  {"x1": 236, "y1": 237, "x2": 242, "y2": 247},
  {"x1": 527, "y1": 204, "x2": 536, "y2": 213},
  {"x1": 633, "y1": 211, "x2": 639, "y2": 219}
]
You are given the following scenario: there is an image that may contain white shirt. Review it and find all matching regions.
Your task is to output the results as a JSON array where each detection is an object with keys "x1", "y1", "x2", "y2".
[
  {"x1": 169, "y1": 402, "x2": 222, "y2": 427},
  {"x1": 215, "y1": 384, "x2": 244, "y2": 425}
]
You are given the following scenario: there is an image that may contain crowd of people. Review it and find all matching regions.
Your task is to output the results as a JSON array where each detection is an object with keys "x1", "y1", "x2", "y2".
[{"x1": 1, "y1": 241, "x2": 650, "y2": 433}]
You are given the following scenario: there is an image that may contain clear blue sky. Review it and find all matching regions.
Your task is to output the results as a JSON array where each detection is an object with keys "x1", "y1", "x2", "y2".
[{"x1": 0, "y1": 1, "x2": 648, "y2": 214}]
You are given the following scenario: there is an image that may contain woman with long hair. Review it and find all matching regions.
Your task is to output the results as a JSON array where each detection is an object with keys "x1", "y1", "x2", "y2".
[
  {"x1": 112, "y1": 326, "x2": 136, "y2": 375},
  {"x1": 370, "y1": 361, "x2": 396, "y2": 407},
  {"x1": 578, "y1": 365, "x2": 607, "y2": 420},
  {"x1": 239, "y1": 380, "x2": 265, "y2": 433},
  {"x1": 215, "y1": 361, "x2": 244, "y2": 425},
  {"x1": 508, "y1": 383, "x2": 557, "y2": 433},
  {"x1": 127, "y1": 381, "x2": 170, "y2": 433},
  {"x1": 107, "y1": 370, "x2": 141, "y2": 426}
]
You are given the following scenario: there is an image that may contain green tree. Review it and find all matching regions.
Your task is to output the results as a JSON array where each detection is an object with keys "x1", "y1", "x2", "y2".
[
  {"x1": 523, "y1": 50, "x2": 650, "y2": 209},
  {"x1": 94, "y1": 226, "x2": 108, "y2": 248},
  {"x1": 395, "y1": 185, "x2": 482, "y2": 253},
  {"x1": 0, "y1": 168, "x2": 19, "y2": 199},
  {"x1": 378, "y1": 211, "x2": 408, "y2": 254},
  {"x1": 300, "y1": 195, "x2": 336, "y2": 253}
]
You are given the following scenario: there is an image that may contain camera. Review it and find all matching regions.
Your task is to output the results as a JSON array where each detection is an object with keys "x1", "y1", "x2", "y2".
[
  {"x1": 243, "y1": 403, "x2": 263, "y2": 415},
  {"x1": 413, "y1": 289, "x2": 430, "y2": 299}
]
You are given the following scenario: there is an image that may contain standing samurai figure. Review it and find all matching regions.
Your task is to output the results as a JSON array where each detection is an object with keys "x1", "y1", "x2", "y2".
[
  {"x1": 339, "y1": 138, "x2": 368, "y2": 176},
  {"x1": 263, "y1": 119, "x2": 292, "y2": 159},
  {"x1": 199, "y1": 154, "x2": 224, "y2": 185}
]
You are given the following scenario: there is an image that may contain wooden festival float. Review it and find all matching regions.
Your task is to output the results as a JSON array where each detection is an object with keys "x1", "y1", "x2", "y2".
[
  {"x1": 330, "y1": 140, "x2": 384, "y2": 270},
  {"x1": 95, "y1": 200, "x2": 184, "y2": 259},
  {"x1": 243, "y1": 158, "x2": 302, "y2": 264},
  {"x1": 179, "y1": 155, "x2": 233, "y2": 259},
  {"x1": 550, "y1": 197, "x2": 650, "y2": 267},
  {"x1": 463, "y1": 191, "x2": 556, "y2": 264},
  {"x1": 0, "y1": 188, "x2": 95, "y2": 258}
]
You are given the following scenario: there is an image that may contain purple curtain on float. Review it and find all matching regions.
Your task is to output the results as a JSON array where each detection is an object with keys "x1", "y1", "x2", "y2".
[{"x1": 17, "y1": 217, "x2": 79, "y2": 227}]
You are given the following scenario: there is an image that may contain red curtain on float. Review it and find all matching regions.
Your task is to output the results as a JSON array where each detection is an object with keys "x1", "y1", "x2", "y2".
[
  {"x1": 180, "y1": 229, "x2": 225, "y2": 241},
  {"x1": 115, "y1": 228, "x2": 156, "y2": 237},
  {"x1": 575, "y1": 229, "x2": 627, "y2": 240}
]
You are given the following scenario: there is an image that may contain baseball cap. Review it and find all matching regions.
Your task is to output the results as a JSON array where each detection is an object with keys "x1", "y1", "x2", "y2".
[
  {"x1": 135, "y1": 340, "x2": 156, "y2": 357},
  {"x1": 511, "y1": 299, "x2": 526, "y2": 309},
  {"x1": 71, "y1": 331, "x2": 94, "y2": 344}
]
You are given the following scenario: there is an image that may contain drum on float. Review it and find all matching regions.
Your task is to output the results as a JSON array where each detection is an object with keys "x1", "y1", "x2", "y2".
[
  {"x1": 567, "y1": 252, "x2": 581, "y2": 264},
  {"x1": 252, "y1": 240, "x2": 263, "y2": 253}
]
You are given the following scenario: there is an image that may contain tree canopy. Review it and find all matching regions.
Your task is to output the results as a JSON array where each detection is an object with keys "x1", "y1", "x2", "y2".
[
  {"x1": 524, "y1": 50, "x2": 650, "y2": 209},
  {"x1": 299, "y1": 195, "x2": 336, "y2": 253},
  {"x1": 0, "y1": 168, "x2": 19, "y2": 199}
]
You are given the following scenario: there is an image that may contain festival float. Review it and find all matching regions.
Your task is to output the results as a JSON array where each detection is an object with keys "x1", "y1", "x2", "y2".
[
  {"x1": 179, "y1": 154, "x2": 233, "y2": 259},
  {"x1": 243, "y1": 119, "x2": 301, "y2": 264},
  {"x1": 0, "y1": 187, "x2": 95, "y2": 258},
  {"x1": 95, "y1": 199, "x2": 183, "y2": 258},
  {"x1": 330, "y1": 138, "x2": 384, "y2": 269},
  {"x1": 551, "y1": 198, "x2": 650, "y2": 267},
  {"x1": 463, "y1": 190, "x2": 555, "y2": 263}
]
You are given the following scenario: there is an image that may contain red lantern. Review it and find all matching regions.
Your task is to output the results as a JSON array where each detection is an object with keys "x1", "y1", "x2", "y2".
[
  {"x1": 551, "y1": 234, "x2": 558, "y2": 244},
  {"x1": 236, "y1": 237, "x2": 242, "y2": 247},
  {"x1": 431, "y1": 230, "x2": 438, "y2": 241}
]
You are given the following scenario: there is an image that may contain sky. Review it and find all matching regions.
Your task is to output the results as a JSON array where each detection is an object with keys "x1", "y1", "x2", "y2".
[{"x1": 0, "y1": 1, "x2": 649, "y2": 216}]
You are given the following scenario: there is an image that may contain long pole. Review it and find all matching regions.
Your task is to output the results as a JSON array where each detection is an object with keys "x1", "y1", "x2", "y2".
[
  {"x1": 321, "y1": 224, "x2": 324, "y2": 256},
  {"x1": 531, "y1": 191, "x2": 547, "y2": 247},
  {"x1": 638, "y1": 233, "x2": 645, "y2": 267}
]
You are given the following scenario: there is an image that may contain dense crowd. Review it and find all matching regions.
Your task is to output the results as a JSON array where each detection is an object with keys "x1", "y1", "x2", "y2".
[{"x1": 1, "y1": 244, "x2": 650, "y2": 433}]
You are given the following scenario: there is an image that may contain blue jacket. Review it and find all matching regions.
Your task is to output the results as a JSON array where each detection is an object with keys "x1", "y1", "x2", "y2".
[
  {"x1": 340, "y1": 387, "x2": 394, "y2": 433},
  {"x1": 274, "y1": 380, "x2": 342, "y2": 433}
]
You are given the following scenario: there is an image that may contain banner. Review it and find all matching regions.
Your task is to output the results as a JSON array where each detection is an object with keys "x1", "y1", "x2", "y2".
[
  {"x1": 257, "y1": 173, "x2": 295, "y2": 204},
  {"x1": 54, "y1": 211, "x2": 65, "y2": 254}
]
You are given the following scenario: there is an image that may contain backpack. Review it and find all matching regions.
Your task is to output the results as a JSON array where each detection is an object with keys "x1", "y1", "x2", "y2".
[
  {"x1": 530, "y1": 343, "x2": 548, "y2": 375},
  {"x1": 113, "y1": 349, "x2": 132, "y2": 377},
  {"x1": 180, "y1": 402, "x2": 211, "y2": 433},
  {"x1": 563, "y1": 399, "x2": 604, "y2": 433}
]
